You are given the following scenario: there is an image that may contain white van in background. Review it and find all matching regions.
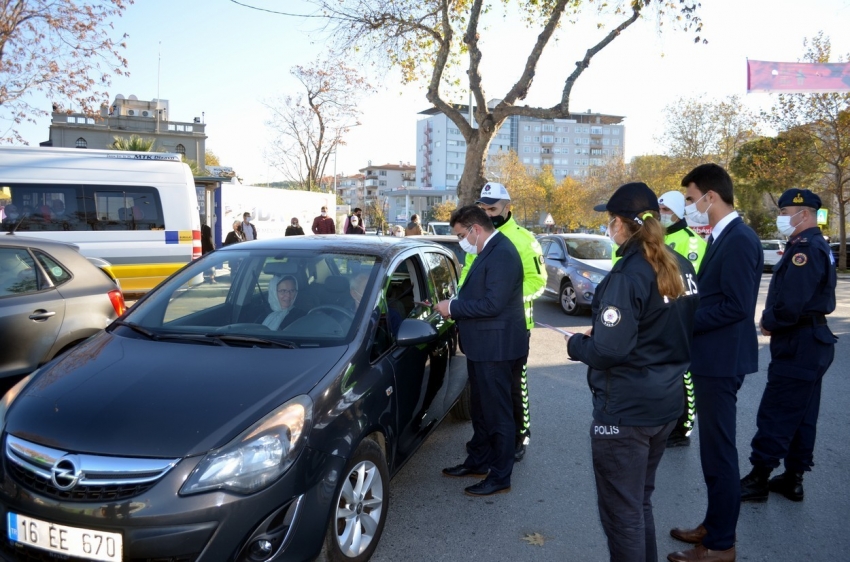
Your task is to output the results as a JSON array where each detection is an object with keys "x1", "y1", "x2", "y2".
[{"x1": 0, "y1": 147, "x2": 201, "y2": 293}]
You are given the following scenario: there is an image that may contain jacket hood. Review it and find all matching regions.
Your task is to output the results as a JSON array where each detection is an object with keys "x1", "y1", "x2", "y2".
[{"x1": 5, "y1": 332, "x2": 345, "y2": 458}]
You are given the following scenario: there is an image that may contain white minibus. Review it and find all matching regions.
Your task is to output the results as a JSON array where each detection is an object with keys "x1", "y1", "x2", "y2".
[{"x1": 0, "y1": 147, "x2": 201, "y2": 293}]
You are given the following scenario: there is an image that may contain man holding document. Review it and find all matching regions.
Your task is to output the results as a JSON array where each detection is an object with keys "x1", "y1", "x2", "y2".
[{"x1": 565, "y1": 182, "x2": 700, "y2": 562}]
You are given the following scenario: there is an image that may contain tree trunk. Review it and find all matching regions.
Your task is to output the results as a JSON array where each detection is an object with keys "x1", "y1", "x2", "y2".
[{"x1": 457, "y1": 127, "x2": 496, "y2": 206}]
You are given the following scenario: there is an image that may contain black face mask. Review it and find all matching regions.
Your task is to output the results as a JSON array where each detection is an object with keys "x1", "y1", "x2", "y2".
[{"x1": 490, "y1": 214, "x2": 507, "y2": 229}]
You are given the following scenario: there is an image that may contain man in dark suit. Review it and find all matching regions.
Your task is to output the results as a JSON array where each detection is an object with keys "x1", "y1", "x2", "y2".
[
  {"x1": 435, "y1": 205, "x2": 527, "y2": 497},
  {"x1": 668, "y1": 164, "x2": 763, "y2": 562}
]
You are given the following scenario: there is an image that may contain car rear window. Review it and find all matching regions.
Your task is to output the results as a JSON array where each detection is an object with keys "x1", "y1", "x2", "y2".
[{"x1": 34, "y1": 251, "x2": 72, "y2": 286}]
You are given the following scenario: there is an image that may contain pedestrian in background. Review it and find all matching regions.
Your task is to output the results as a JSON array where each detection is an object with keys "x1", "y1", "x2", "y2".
[
  {"x1": 462, "y1": 181, "x2": 546, "y2": 462},
  {"x1": 391, "y1": 225, "x2": 405, "y2": 237},
  {"x1": 285, "y1": 218, "x2": 304, "y2": 236},
  {"x1": 566, "y1": 182, "x2": 700, "y2": 562},
  {"x1": 669, "y1": 163, "x2": 763, "y2": 562},
  {"x1": 312, "y1": 206, "x2": 336, "y2": 234},
  {"x1": 739, "y1": 188, "x2": 837, "y2": 504},
  {"x1": 241, "y1": 212, "x2": 257, "y2": 241},
  {"x1": 405, "y1": 214, "x2": 422, "y2": 236},
  {"x1": 345, "y1": 207, "x2": 365, "y2": 234},
  {"x1": 224, "y1": 221, "x2": 244, "y2": 246},
  {"x1": 201, "y1": 224, "x2": 216, "y2": 284},
  {"x1": 658, "y1": 190, "x2": 708, "y2": 448},
  {"x1": 346, "y1": 214, "x2": 366, "y2": 235}
]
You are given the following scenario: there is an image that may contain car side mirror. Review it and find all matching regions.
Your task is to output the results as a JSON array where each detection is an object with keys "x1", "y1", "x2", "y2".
[{"x1": 396, "y1": 319, "x2": 438, "y2": 346}]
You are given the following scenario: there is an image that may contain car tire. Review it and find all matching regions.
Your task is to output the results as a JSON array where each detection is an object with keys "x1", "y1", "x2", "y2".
[
  {"x1": 450, "y1": 381, "x2": 473, "y2": 421},
  {"x1": 322, "y1": 438, "x2": 389, "y2": 562},
  {"x1": 559, "y1": 280, "x2": 580, "y2": 316}
]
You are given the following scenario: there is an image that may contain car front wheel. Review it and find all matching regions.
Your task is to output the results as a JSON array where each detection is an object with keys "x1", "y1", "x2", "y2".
[
  {"x1": 559, "y1": 280, "x2": 580, "y2": 316},
  {"x1": 323, "y1": 438, "x2": 389, "y2": 562}
]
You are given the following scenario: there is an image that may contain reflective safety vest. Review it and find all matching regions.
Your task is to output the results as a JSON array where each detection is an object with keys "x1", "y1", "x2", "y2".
[
  {"x1": 459, "y1": 214, "x2": 547, "y2": 330},
  {"x1": 665, "y1": 225, "x2": 707, "y2": 273}
]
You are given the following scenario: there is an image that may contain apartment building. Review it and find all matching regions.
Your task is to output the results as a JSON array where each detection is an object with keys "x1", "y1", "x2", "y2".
[
  {"x1": 416, "y1": 101, "x2": 625, "y2": 190},
  {"x1": 40, "y1": 94, "x2": 207, "y2": 163}
]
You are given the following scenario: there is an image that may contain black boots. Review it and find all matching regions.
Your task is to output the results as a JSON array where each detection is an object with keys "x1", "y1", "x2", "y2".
[
  {"x1": 740, "y1": 466, "x2": 772, "y2": 502},
  {"x1": 768, "y1": 470, "x2": 805, "y2": 501}
]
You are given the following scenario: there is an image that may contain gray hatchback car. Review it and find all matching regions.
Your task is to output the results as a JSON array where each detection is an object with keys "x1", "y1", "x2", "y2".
[
  {"x1": 539, "y1": 234, "x2": 613, "y2": 315},
  {"x1": 0, "y1": 235, "x2": 126, "y2": 380}
]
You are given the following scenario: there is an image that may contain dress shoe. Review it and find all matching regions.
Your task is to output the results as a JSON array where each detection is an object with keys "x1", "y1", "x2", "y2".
[
  {"x1": 769, "y1": 470, "x2": 804, "y2": 501},
  {"x1": 442, "y1": 464, "x2": 488, "y2": 478},
  {"x1": 666, "y1": 433, "x2": 691, "y2": 448},
  {"x1": 464, "y1": 479, "x2": 511, "y2": 496},
  {"x1": 670, "y1": 524, "x2": 707, "y2": 544},
  {"x1": 514, "y1": 443, "x2": 527, "y2": 462},
  {"x1": 740, "y1": 466, "x2": 771, "y2": 502},
  {"x1": 667, "y1": 544, "x2": 735, "y2": 562}
]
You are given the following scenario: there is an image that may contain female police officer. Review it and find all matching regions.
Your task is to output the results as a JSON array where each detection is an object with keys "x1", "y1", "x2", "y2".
[{"x1": 565, "y1": 182, "x2": 700, "y2": 562}]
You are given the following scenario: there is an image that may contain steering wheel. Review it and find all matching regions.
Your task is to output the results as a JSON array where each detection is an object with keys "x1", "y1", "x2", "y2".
[{"x1": 309, "y1": 304, "x2": 355, "y2": 322}]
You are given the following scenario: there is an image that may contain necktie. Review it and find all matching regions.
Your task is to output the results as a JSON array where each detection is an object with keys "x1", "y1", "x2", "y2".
[{"x1": 706, "y1": 234, "x2": 714, "y2": 248}]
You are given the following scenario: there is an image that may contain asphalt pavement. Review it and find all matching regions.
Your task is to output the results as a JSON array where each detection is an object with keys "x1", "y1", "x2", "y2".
[{"x1": 371, "y1": 275, "x2": 850, "y2": 562}]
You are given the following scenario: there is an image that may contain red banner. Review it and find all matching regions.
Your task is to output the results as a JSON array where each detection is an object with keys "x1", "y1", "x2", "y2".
[{"x1": 747, "y1": 60, "x2": 850, "y2": 93}]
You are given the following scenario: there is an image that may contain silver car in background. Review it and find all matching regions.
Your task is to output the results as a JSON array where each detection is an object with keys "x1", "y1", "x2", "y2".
[
  {"x1": 761, "y1": 239, "x2": 786, "y2": 272},
  {"x1": 539, "y1": 234, "x2": 613, "y2": 315},
  {"x1": 0, "y1": 235, "x2": 126, "y2": 380}
]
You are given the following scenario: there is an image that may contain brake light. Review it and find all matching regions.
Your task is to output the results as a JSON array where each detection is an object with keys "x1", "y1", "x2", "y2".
[
  {"x1": 108, "y1": 289, "x2": 127, "y2": 316},
  {"x1": 192, "y1": 229, "x2": 202, "y2": 260},
  {"x1": 777, "y1": 250, "x2": 784, "y2": 255}
]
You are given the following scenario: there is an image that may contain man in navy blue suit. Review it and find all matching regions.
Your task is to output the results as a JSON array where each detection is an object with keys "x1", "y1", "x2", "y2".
[
  {"x1": 435, "y1": 205, "x2": 527, "y2": 497},
  {"x1": 668, "y1": 164, "x2": 763, "y2": 562}
]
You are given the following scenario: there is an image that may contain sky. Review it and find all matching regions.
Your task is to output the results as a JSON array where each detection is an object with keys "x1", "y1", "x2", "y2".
[{"x1": 9, "y1": 0, "x2": 850, "y2": 185}]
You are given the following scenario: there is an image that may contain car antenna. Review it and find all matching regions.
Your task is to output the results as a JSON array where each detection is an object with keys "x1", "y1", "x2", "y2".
[{"x1": 8, "y1": 211, "x2": 28, "y2": 235}]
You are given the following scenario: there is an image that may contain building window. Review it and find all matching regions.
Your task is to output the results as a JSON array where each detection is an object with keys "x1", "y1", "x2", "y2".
[
  {"x1": 75, "y1": 137, "x2": 87, "y2": 149},
  {"x1": 524, "y1": 135, "x2": 531, "y2": 142},
  {"x1": 534, "y1": 126, "x2": 541, "y2": 132},
  {"x1": 522, "y1": 157, "x2": 531, "y2": 164},
  {"x1": 613, "y1": 128, "x2": 621, "y2": 135},
  {"x1": 175, "y1": 144, "x2": 186, "y2": 155},
  {"x1": 379, "y1": 180, "x2": 387, "y2": 187},
  {"x1": 523, "y1": 125, "x2": 530, "y2": 131},
  {"x1": 542, "y1": 124, "x2": 554, "y2": 132},
  {"x1": 612, "y1": 139, "x2": 620, "y2": 146},
  {"x1": 542, "y1": 135, "x2": 554, "y2": 143},
  {"x1": 523, "y1": 146, "x2": 531, "y2": 153}
]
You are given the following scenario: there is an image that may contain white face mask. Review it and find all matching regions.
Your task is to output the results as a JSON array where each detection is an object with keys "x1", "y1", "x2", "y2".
[
  {"x1": 684, "y1": 193, "x2": 712, "y2": 226},
  {"x1": 660, "y1": 213, "x2": 675, "y2": 228},
  {"x1": 606, "y1": 218, "x2": 619, "y2": 244},
  {"x1": 776, "y1": 210, "x2": 803, "y2": 237},
  {"x1": 244, "y1": 216, "x2": 252, "y2": 223},
  {"x1": 321, "y1": 212, "x2": 327, "y2": 217},
  {"x1": 350, "y1": 218, "x2": 359, "y2": 226},
  {"x1": 459, "y1": 227, "x2": 480, "y2": 255}
]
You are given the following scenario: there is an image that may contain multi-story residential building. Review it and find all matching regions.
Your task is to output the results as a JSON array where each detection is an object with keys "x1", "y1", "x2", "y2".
[
  {"x1": 416, "y1": 100, "x2": 625, "y2": 191},
  {"x1": 335, "y1": 174, "x2": 366, "y2": 207},
  {"x1": 40, "y1": 94, "x2": 207, "y2": 164}
]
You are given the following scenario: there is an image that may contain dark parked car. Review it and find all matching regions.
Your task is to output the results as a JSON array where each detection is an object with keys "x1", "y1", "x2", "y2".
[
  {"x1": 830, "y1": 242, "x2": 848, "y2": 268},
  {"x1": 538, "y1": 234, "x2": 613, "y2": 315},
  {"x1": 0, "y1": 236, "x2": 467, "y2": 562},
  {"x1": 0, "y1": 235, "x2": 125, "y2": 380}
]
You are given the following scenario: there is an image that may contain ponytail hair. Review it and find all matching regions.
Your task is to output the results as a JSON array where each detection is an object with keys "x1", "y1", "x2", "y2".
[{"x1": 614, "y1": 211, "x2": 685, "y2": 299}]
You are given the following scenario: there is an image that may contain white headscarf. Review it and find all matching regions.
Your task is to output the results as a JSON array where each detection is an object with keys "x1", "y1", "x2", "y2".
[{"x1": 263, "y1": 275, "x2": 298, "y2": 330}]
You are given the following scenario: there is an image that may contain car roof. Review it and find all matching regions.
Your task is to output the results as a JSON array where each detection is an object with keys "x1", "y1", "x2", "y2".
[
  {"x1": 544, "y1": 233, "x2": 609, "y2": 240},
  {"x1": 0, "y1": 234, "x2": 81, "y2": 252},
  {"x1": 222, "y1": 234, "x2": 452, "y2": 261}
]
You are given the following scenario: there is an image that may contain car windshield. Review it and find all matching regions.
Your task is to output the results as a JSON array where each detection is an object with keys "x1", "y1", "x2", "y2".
[
  {"x1": 564, "y1": 238, "x2": 613, "y2": 260},
  {"x1": 430, "y1": 224, "x2": 451, "y2": 235},
  {"x1": 114, "y1": 249, "x2": 380, "y2": 348}
]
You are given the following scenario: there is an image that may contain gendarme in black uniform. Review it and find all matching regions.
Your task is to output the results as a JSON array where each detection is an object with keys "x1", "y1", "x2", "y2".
[{"x1": 741, "y1": 188, "x2": 837, "y2": 503}]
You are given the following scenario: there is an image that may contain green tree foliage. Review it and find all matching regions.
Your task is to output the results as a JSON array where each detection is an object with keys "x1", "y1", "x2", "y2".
[
  {"x1": 313, "y1": 0, "x2": 704, "y2": 205},
  {"x1": 205, "y1": 149, "x2": 221, "y2": 167},
  {"x1": 0, "y1": 0, "x2": 132, "y2": 144},
  {"x1": 108, "y1": 135, "x2": 155, "y2": 151},
  {"x1": 429, "y1": 200, "x2": 457, "y2": 222}
]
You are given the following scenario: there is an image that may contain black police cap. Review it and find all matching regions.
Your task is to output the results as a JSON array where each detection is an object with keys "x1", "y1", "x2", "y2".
[
  {"x1": 594, "y1": 182, "x2": 660, "y2": 217},
  {"x1": 778, "y1": 188, "x2": 821, "y2": 210}
]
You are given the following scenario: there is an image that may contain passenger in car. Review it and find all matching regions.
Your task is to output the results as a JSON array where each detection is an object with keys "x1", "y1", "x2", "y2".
[{"x1": 263, "y1": 275, "x2": 307, "y2": 330}]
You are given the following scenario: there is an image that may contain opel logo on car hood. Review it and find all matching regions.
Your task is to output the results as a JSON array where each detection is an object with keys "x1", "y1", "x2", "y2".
[{"x1": 51, "y1": 456, "x2": 82, "y2": 491}]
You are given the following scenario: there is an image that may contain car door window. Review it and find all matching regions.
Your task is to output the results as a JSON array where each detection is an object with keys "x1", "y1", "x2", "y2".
[
  {"x1": 0, "y1": 248, "x2": 38, "y2": 296},
  {"x1": 539, "y1": 240, "x2": 551, "y2": 256},
  {"x1": 424, "y1": 252, "x2": 457, "y2": 303},
  {"x1": 33, "y1": 251, "x2": 72, "y2": 286},
  {"x1": 546, "y1": 241, "x2": 565, "y2": 260}
]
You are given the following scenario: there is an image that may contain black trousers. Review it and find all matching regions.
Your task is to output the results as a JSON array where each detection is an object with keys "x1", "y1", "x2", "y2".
[
  {"x1": 692, "y1": 374, "x2": 744, "y2": 551},
  {"x1": 591, "y1": 419, "x2": 676, "y2": 562},
  {"x1": 463, "y1": 358, "x2": 515, "y2": 485}
]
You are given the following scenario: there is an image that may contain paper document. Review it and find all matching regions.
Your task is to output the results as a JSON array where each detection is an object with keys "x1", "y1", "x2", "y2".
[{"x1": 535, "y1": 321, "x2": 575, "y2": 337}]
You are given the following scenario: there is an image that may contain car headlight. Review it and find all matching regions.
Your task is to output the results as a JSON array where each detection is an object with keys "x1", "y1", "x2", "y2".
[
  {"x1": 181, "y1": 395, "x2": 313, "y2": 495},
  {"x1": 578, "y1": 270, "x2": 606, "y2": 284}
]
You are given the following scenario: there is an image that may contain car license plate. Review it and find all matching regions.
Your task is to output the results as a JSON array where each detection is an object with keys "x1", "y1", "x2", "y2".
[{"x1": 7, "y1": 512, "x2": 122, "y2": 561}]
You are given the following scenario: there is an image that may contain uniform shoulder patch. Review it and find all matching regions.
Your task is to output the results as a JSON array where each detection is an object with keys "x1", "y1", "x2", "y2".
[
  {"x1": 601, "y1": 306, "x2": 621, "y2": 327},
  {"x1": 687, "y1": 252, "x2": 698, "y2": 261},
  {"x1": 792, "y1": 253, "x2": 808, "y2": 266}
]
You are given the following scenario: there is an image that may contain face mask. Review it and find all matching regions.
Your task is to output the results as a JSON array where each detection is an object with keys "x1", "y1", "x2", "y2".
[
  {"x1": 776, "y1": 210, "x2": 803, "y2": 236},
  {"x1": 660, "y1": 213, "x2": 675, "y2": 228},
  {"x1": 291, "y1": 222, "x2": 298, "y2": 227},
  {"x1": 321, "y1": 212, "x2": 327, "y2": 217},
  {"x1": 490, "y1": 214, "x2": 507, "y2": 229},
  {"x1": 244, "y1": 216, "x2": 251, "y2": 222},
  {"x1": 684, "y1": 193, "x2": 711, "y2": 226},
  {"x1": 606, "y1": 219, "x2": 618, "y2": 243},
  {"x1": 350, "y1": 218, "x2": 359, "y2": 226},
  {"x1": 459, "y1": 227, "x2": 480, "y2": 255}
]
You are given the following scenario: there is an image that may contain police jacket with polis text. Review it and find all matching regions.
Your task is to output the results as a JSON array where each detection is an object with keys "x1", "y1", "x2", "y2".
[{"x1": 567, "y1": 241, "x2": 700, "y2": 426}]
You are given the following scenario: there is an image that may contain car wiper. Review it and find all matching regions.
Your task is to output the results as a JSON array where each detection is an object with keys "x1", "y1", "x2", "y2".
[
  {"x1": 112, "y1": 320, "x2": 159, "y2": 340},
  {"x1": 207, "y1": 334, "x2": 297, "y2": 348}
]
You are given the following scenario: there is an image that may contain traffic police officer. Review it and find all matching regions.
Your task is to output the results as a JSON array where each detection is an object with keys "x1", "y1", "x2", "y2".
[
  {"x1": 740, "y1": 188, "x2": 837, "y2": 502},
  {"x1": 658, "y1": 190, "x2": 708, "y2": 447},
  {"x1": 459, "y1": 182, "x2": 547, "y2": 461}
]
